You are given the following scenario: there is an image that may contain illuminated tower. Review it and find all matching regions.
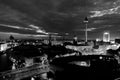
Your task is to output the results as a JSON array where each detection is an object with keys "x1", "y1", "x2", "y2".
[
  {"x1": 103, "y1": 32, "x2": 110, "y2": 42},
  {"x1": 84, "y1": 17, "x2": 88, "y2": 42}
]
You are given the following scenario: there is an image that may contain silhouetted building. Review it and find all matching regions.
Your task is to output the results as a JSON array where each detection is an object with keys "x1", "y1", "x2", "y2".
[
  {"x1": 73, "y1": 35, "x2": 78, "y2": 45},
  {"x1": 115, "y1": 39, "x2": 120, "y2": 44}
]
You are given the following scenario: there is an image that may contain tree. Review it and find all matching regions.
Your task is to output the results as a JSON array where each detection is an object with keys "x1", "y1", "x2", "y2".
[{"x1": 9, "y1": 35, "x2": 14, "y2": 40}]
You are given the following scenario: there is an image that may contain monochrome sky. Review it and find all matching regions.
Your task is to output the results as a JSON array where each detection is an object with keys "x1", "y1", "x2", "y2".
[{"x1": 0, "y1": 0, "x2": 120, "y2": 39}]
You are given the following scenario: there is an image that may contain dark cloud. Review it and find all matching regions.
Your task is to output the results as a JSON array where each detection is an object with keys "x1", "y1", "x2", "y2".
[
  {"x1": 0, "y1": 0, "x2": 119, "y2": 39},
  {"x1": 57, "y1": 0, "x2": 94, "y2": 12}
]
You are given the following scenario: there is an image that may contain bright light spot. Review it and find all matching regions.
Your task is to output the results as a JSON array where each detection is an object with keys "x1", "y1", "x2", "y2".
[
  {"x1": 104, "y1": 32, "x2": 109, "y2": 35},
  {"x1": 80, "y1": 61, "x2": 87, "y2": 66},
  {"x1": 96, "y1": 38, "x2": 101, "y2": 42},
  {"x1": 99, "y1": 56, "x2": 103, "y2": 59},
  {"x1": 31, "y1": 77, "x2": 35, "y2": 80},
  {"x1": 12, "y1": 63, "x2": 16, "y2": 70},
  {"x1": 110, "y1": 40, "x2": 115, "y2": 44}
]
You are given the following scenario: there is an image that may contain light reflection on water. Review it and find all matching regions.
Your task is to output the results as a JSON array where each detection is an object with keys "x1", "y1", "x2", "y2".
[{"x1": 0, "y1": 54, "x2": 12, "y2": 72}]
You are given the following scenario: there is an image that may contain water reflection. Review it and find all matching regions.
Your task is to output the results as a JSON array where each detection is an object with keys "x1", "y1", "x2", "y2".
[{"x1": 0, "y1": 54, "x2": 12, "y2": 72}]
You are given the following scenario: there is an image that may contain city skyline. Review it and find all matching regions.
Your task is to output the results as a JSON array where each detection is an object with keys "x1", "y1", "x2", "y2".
[{"x1": 0, "y1": 0, "x2": 120, "y2": 39}]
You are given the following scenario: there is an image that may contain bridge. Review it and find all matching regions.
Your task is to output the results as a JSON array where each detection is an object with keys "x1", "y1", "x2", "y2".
[{"x1": 0, "y1": 63, "x2": 50, "y2": 80}]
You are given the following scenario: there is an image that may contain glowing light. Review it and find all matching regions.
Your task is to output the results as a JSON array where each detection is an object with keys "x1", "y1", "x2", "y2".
[
  {"x1": 31, "y1": 77, "x2": 35, "y2": 80},
  {"x1": 96, "y1": 38, "x2": 101, "y2": 42},
  {"x1": 104, "y1": 32, "x2": 109, "y2": 35},
  {"x1": 99, "y1": 56, "x2": 103, "y2": 59}
]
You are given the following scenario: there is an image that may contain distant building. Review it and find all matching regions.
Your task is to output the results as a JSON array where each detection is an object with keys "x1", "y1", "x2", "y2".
[
  {"x1": 73, "y1": 35, "x2": 78, "y2": 45},
  {"x1": 103, "y1": 32, "x2": 110, "y2": 42}
]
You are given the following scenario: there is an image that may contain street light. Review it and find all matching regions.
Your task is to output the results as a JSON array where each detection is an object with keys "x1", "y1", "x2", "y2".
[{"x1": 84, "y1": 17, "x2": 88, "y2": 43}]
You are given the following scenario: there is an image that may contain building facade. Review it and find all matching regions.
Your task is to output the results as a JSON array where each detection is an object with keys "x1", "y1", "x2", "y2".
[{"x1": 103, "y1": 32, "x2": 110, "y2": 42}]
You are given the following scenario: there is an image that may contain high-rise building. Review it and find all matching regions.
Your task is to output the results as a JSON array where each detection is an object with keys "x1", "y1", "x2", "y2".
[{"x1": 103, "y1": 32, "x2": 110, "y2": 42}]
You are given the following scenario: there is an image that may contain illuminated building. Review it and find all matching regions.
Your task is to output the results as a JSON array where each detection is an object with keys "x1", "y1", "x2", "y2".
[
  {"x1": 0, "y1": 43, "x2": 8, "y2": 51},
  {"x1": 103, "y1": 32, "x2": 110, "y2": 42}
]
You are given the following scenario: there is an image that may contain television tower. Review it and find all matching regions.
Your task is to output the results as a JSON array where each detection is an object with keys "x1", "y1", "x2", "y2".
[{"x1": 84, "y1": 17, "x2": 88, "y2": 43}]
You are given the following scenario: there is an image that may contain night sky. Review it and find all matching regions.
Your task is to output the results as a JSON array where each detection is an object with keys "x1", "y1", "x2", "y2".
[{"x1": 0, "y1": 0, "x2": 120, "y2": 40}]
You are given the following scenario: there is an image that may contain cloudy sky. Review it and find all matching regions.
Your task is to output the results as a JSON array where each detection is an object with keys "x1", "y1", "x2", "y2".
[{"x1": 0, "y1": 0, "x2": 120, "y2": 40}]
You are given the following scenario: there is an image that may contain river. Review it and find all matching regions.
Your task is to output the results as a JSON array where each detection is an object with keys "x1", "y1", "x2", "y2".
[{"x1": 0, "y1": 54, "x2": 12, "y2": 72}]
